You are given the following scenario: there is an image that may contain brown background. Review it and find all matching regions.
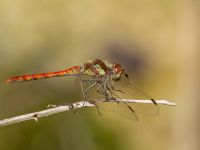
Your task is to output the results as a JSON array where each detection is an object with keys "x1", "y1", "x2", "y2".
[{"x1": 0, "y1": 0, "x2": 199, "y2": 150}]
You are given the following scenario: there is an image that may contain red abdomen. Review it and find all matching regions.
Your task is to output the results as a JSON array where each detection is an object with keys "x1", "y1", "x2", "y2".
[{"x1": 6, "y1": 66, "x2": 81, "y2": 84}]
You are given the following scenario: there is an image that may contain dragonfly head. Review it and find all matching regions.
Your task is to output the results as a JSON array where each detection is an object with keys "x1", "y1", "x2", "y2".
[{"x1": 112, "y1": 63, "x2": 128, "y2": 81}]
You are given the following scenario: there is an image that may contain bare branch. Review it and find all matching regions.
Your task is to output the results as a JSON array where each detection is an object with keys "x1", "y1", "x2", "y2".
[
  {"x1": 98, "y1": 99, "x2": 176, "y2": 106},
  {"x1": 0, "y1": 99, "x2": 176, "y2": 127}
]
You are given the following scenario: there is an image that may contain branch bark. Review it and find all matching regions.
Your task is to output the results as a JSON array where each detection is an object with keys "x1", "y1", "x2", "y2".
[{"x1": 0, "y1": 99, "x2": 176, "y2": 127}]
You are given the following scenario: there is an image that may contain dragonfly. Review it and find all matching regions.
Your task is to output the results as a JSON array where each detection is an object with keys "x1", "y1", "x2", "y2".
[{"x1": 6, "y1": 59, "x2": 159, "y2": 121}]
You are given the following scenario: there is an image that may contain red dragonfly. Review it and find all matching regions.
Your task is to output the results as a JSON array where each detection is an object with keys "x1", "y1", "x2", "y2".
[{"x1": 6, "y1": 59, "x2": 158, "y2": 120}]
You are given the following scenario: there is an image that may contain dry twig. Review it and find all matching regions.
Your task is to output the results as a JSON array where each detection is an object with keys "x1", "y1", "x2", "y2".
[{"x1": 0, "y1": 99, "x2": 176, "y2": 127}]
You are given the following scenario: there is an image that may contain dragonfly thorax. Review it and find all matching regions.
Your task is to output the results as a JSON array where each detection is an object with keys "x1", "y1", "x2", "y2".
[{"x1": 82, "y1": 59, "x2": 128, "y2": 81}]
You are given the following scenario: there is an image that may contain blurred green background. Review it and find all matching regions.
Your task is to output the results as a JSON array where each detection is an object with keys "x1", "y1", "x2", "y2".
[{"x1": 0, "y1": 0, "x2": 199, "y2": 150}]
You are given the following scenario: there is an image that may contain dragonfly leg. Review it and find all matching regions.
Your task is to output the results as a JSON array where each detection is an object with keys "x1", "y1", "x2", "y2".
[
  {"x1": 105, "y1": 86, "x2": 119, "y2": 102},
  {"x1": 95, "y1": 104, "x2": 103, "y2": 116},
  {"x1": 79, "y1": 76, "x2": 86, "y2": 100},
  {"x1": 104, "y1": 87, "x2": 115, "y2": 101},
  {"x1": 104, "y1": 80, "x2": 119, "y2": 102},
  {"x1": 83, "y1": 82, "x2": 97, "y2": 94}
]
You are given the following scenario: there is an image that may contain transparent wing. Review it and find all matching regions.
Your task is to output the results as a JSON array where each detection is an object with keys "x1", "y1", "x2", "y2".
[
  {"x1": 80, "y1": 74, "x2": 139, "y2": 121},
  {"x1": 95, "y1": 100, "x2": 139, "y2": 121},
  {"x1": 111, "y1": 76, "x2": 159, "y2": 116}
]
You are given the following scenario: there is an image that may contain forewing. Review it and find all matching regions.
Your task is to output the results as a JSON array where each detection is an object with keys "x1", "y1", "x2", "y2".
[
  {"x1": 80, "y1": 74, "x2": 158, "y2": 120},
  {"x1": 111, "y1": 76, "x2": 159, "y2": 116},
  {"x1": 80, "y1": 74, "x2": 139, "y2": 120}
]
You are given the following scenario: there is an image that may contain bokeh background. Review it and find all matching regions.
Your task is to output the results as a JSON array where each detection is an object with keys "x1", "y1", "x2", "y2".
[{"x1": 0, "y1": 0, "x2": 199, "y2": 150}]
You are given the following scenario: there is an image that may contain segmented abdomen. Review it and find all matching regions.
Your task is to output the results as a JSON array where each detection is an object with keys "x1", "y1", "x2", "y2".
[{"x1": 6, "y1": 66, "x2": 81, "y2": 84}]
